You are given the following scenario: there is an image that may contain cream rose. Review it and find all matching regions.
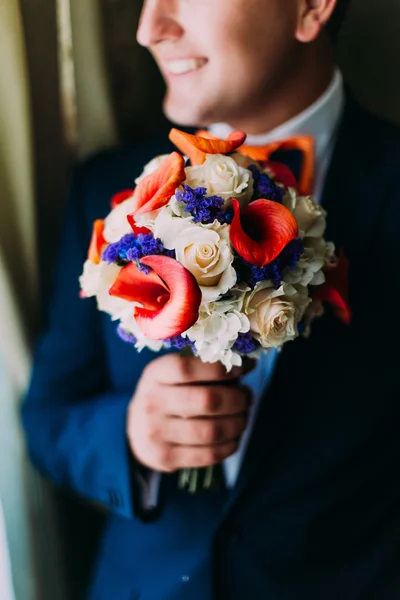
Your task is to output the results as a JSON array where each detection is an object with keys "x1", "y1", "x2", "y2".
[
  {"x1": 283, "y1": 189, "x2": 326, "y2": 238},
  {"x1": 103, "y1": 198, "x2": 134, "y2": 243},
  {"x1": 185, "y1": 154, "x2": 253, "y2": 207},
  {"x1": 244, "y1": 282, "x2": 310, "y2": 348},
  {"x1": 175, "y1": 223, "x2": 236, "y2": 302}
]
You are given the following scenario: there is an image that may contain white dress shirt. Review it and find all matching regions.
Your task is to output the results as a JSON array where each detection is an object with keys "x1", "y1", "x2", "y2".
[{"x1": 140, "y1": 69, "x2": 345, "y2": 507}]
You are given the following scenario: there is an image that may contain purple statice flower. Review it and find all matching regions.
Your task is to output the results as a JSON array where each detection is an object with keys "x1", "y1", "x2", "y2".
[
  {"x1": 118, "y1": 234, "x2": 139, "y2": 260},
  {"x1": 248, "y1": 165, "x2": 285, "y2": 203},
  {"x1": 103, "y1": 233, "x2": 138, "y2": 264},
  {"x1": 234, "y1": 238, "x2": 305, "y2": 289},
  {"x1": 137, "y1": 233, "x2": 165, "y2": 256},
  {"x1": 103, "y1": 231, "x2": 175, "y2": 269},
  {"x1": 163, "y1": 336, "x2": 196, "y2": 351},
  {"x1": 232, "y1": 332, "x2": 260, "y2": 354},
  {"x1": 176, "y1": 185, "x2": 226, "y2": 224},
  {"x1": 137, "y1": 263, "x2": 151, "y2": 274},
  {"x1": 117, "y1": 325, "x2": 137, "y2": 345},
  {"x1": 102, "y1": 241, "x2": 124, "y2": 264}
]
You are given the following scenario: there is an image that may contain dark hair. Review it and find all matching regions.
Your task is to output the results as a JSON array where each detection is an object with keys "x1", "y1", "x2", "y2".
[{"x1": 327, "y1": 0, "x2": 351, "y2": 39}]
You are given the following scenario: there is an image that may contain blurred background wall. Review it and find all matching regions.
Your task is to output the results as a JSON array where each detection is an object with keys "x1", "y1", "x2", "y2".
[{"x1": 1, "y1": 0, "x2": 399, "y2": 598}]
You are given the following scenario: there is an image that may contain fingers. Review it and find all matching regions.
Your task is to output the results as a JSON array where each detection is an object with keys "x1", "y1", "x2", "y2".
[
  {"x1": 162, "y1": 414, "x2": 248, "y2": 446},
  {"x1": 147, "y1": 353, "x2": 255, "y2": 385},
  {"x1": 163, "y1": 384, "x2": 253, "y2": 418},
  {"x1": 151, "y1": 440, "x2": 239, "y2": 472}
]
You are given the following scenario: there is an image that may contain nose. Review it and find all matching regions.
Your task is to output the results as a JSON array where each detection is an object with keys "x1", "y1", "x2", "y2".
[{"x1": 137, "y1": 0, "x2": 184, "y2": 48}]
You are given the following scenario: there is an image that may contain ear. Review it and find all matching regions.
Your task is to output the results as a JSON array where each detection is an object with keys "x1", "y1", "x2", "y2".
[{"x1": 295, "y1": 0, "x2": 338, "y2": 43}]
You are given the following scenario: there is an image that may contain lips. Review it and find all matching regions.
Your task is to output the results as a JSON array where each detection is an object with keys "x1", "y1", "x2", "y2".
[{"x1": 164, "y1": 58, "x2": 207, "y2": 75}]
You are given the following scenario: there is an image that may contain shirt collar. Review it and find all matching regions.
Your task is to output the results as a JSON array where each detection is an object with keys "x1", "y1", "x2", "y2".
[{"x1": 209, "y1": 69, "x2": 345, "y2": 176}]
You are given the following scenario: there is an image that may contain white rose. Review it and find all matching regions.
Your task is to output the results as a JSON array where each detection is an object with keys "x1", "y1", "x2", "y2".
[
  {"x1": 103, "y1": 198, "x2": 134, "y2": 243},
  {"x1": 153, "y1": 204, "x2": 193, "y2": 248},
  {"x1": 283, "y1": 237, "x2": 327, "y2": 286},
  {"x1": 79, "y1": 260, "x2": 131, "y2": 321},
  {"x1": 175, "y1": 223, "x2": 236, "y2": 302},
  {"x1": 244, "y1": 282, "x2": 310, "y2": 348},
  {"x1": 185, "y1": 154, "x2": 253, "y2": 207},
  {"x1": 283, "y1": 189, "x2": 326, "y2": 238},
  {"x1": 119, "y1": 313, "x2": 165, "y2": 352},
  {"x1": 186, "y1": 308, "x2": 250, "y2": 371},
  {"x1": 134, "y1": 154, "x2": 170, "y2": 185}
]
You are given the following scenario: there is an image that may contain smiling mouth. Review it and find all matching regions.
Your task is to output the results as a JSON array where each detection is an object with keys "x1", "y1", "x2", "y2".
[{"x1": 164, "y1": 58, "x2": 207, "y2": 76}]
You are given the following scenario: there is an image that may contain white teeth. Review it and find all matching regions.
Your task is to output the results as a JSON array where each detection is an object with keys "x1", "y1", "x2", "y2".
[{"x1": 166, "y1": 59, "x2": 205, "y2": 75}]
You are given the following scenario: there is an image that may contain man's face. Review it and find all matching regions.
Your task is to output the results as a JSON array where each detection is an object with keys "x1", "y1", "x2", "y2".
[{"x1": 137, "y1": 0, "x2": 302, "y2": 130}]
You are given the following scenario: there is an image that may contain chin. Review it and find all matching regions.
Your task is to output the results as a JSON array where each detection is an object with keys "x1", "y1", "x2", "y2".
[{"x1": 163, "y1": 94, "x2": 216, "y2": 129}]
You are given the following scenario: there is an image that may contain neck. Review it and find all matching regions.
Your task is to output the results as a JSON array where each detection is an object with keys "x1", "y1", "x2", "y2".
[{"x1": 228, "y1": 38, "x2": 336, "y2": 135}]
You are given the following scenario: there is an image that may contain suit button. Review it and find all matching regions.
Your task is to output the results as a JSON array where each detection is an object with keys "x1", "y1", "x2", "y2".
[{"x1": 182, "y1": 575, "x2": 190, "y2": 582}]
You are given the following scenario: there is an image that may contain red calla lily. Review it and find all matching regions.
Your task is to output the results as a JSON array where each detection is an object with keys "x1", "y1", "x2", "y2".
[
  {"x1": 312, "y1": 250, "x2": 352, "y2": 324},
  {"x1": 88, "y1": 220, "x2": 107, "y2": 264},
  {"x1": 111, "y1": 189, "x2": 134, "y2": 209},
  {"x1": 230, "y1": 199, "x2": 298, "y2": 268},
  {"x1": 130, "y1": 152, "x2": 185, "y2": 215},
  {"x1": 169, "y1": 128, "x2": 247, "y2": 165},
  {"x1": 264, "y1": 161, "x2": 297, "y2": 190},
  {"x1": 109, "y1": 256, "x2": 202, "y2": 340},
  {"x1": 109, "y1": 261, "x2": 169, "y2": 310}
]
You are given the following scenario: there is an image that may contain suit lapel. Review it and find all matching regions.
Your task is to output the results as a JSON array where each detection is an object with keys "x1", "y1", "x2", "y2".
[{"x1": 226, "y1": 95, "x2": 384, "y2": 508}]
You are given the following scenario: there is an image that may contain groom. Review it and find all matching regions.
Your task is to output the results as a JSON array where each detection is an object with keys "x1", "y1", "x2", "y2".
[{"x1": 23, "y1": 0, "x2": 400, "y2": 598}]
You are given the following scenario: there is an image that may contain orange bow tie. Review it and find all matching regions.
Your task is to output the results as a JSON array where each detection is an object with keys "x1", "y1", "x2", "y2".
[{"x1": 237, "y1": 135, "x2": 315, "y2": 196}]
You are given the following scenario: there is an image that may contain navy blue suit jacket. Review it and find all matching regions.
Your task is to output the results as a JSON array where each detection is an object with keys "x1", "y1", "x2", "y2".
[{"x1": 23, "y1": 97, "x2": 400, "y2": 599}]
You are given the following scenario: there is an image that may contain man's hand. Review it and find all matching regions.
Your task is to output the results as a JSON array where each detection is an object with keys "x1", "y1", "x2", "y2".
[{"x1": 127, "y1": 354, "x2": 255, "y2": 472}]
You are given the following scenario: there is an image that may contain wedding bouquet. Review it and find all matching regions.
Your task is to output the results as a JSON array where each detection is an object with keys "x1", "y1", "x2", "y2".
[{"x1": 79, "y1": 128, "x2": 350, "y2": 489}]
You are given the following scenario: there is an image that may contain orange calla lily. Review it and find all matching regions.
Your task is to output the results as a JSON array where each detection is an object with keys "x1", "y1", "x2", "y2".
[
  {"x1": 312, "y1": 250, "x2": 352, "y2": 324},
  {"x1": 88, "y1": 220, "x2": 107, "y2": 265},
  {"x1": 130, "y1": 152, "x2": 186, "y2": 215},
  {"x1": 169, "y1": 128, "x2": 247, "y2": 165},
  {"x1": 109, "y1": 256, "x2": 202, "y2": 340},
  {"x1": 230, "y1": 199, "x2": 298, "y2": 268}
]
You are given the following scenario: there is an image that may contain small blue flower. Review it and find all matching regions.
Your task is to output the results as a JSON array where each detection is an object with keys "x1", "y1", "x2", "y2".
[
  {"x1": 232, "y1": 332, "x2": 260, "y2": 354},
  {"x1": 117, "y1": 326, "x2": 137, "y2": 345},
  {"x1": 102, "y1": 242, "x2": 123, "y2": 264},
  {"x1": 103, "y1": 231, "x2": 175, "y2": 266},
  {"x1": 248, "y1": 165, "x2": 285, "y2": 203},
  {"x1": 176, "y1": 185, "x2": 226, "y2": 224},
  {"x1": 234, "y1": 238, "x2": 305, "y2": 289},
  {"x1": 163, "y1": 336, "x2": 196, "y2": 350},
  {"x1": 137, "y1": 233, "x2": 165, "y2": 256}
]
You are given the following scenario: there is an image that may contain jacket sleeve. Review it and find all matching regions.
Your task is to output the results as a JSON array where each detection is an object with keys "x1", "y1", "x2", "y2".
[{"x1": 22, "y1": 164, "x2": 143, "y2": 520}]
